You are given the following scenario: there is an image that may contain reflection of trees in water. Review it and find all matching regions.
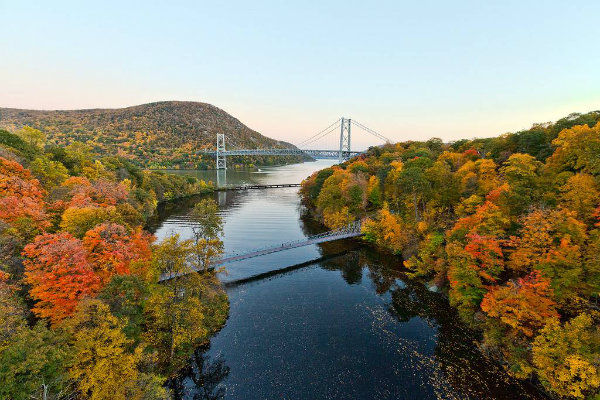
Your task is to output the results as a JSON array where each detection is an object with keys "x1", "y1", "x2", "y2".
[
  {"x1": 379, "y1": 261, "x2": 545, "y2": 399},
  {"x1": 322, "y1": 247, "x2": 545, "y2": 399},
  {"x1": 320, "y1": 251, "x2": 363, "y2": 284},
  {"x1": 168, "y1": 345, "x2": 230, "y2": 400},
  {"x1": 147, "y1": 190, "x2": 249, "y2": 234}
]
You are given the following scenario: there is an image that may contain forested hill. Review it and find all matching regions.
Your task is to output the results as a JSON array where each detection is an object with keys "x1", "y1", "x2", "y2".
[{"x1": 0, "y1": 101, "x2": 298, "y2": 169}]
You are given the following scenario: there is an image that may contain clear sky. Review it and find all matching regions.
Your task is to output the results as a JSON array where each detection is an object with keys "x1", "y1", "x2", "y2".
[{"x1": 1, "y1": 1, "x2": 599, "y2": 150}]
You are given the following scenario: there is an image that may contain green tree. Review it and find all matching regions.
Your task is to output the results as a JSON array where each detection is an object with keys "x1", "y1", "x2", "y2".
[
  {"x1": 0, "y1": 324, "x2": 72, "y2": 400},
  {"x1": 499, "y1": 153, "x2": 543, "y2": 215},
  {"x1": 16, "y1": 126, "x2": 46, "y2": 150},
  {"x1": 98, "y1": 275, "x2": 150, "y2": 345},
  {"x1": 190, "y1": 199, "x2": 223, "y2": 241},
  {"x1": 396, "y1": 157, "x2": 432, "y2": 222},
  {"x1": 29, "y1": 156, "x2": 70, "y2": 188},
  {"x1": 0, "y1": 276, "x2": 28, "y2": 349}
]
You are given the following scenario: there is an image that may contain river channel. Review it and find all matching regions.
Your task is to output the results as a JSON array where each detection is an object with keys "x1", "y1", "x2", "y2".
[{"x1": 147, "y1": 160, "x2": 545, "y2": 400}]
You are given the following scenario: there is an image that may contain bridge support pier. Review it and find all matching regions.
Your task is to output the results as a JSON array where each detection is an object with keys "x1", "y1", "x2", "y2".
[
  {"x1": 339, "y1": 117, "x2": 351, "y2": 163},
  {"x1": 216, "y1": 133, "x2": 226, "y2": 170}
]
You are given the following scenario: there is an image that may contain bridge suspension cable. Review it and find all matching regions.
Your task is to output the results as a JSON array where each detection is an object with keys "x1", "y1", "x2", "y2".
[
  {"x1": 351, "y1": 120, "x2": 391, "y2": 143},
  {"x1": 295, "y1": 119, "x2": 341, "y2": 148},
  {"x1": 207, "y1": 117, "x2": 390, "y2": 169}
]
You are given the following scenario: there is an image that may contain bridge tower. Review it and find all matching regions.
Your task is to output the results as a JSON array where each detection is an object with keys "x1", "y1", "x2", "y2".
[
  {"x1": 216, "y1": 133, "x2": 226, "y2": 170},
  {"x1": 339, "y1": 117, "x2": 351, "y2": 163}
]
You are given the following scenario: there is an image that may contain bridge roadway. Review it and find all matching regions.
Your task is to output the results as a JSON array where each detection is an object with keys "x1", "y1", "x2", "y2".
[
  {"x1": 159, "y1": 221, "x2": 364, "y2": 281},
  {"x1": 203, "y1": 148, "x2": 362, "y2": 159},
  {"x1": 215, "y1": 183, "x2": 300, "y2": 191}
]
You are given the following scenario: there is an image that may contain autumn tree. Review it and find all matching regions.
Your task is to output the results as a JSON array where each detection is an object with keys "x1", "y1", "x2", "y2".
[
  {"x1": 64, "y1": 299, "x2": 167, "y2": 400},
  {"x1": 0, "y1": 157, "x2": 49, "y2": 235},
  {"x1": 362, "y1": 206, "x2": 408, "y2": 254},
  {"x1": 29, "y1": 156, "x2": 70, "y2": 189},
  {"x1": 548, "y1": 123, "x2": 600, "y2": 175},
  {"x1": 82, "y1": 223, "x2": 154, "y2": 284},
  {"x1": 144, "y1": 235, "x2": 228, "y2": 374},
  {"x1": 317, "y1": 168, "x2": 367, "y2": 228},
  {"x1": 559, "y1": 173, "x2": 600, "y2": 223},
  {"x1": 23, "y1": 232, "x2": 101, "y2": 324},
  {"x1": 404, "y1": 231, "x2": 445, "y2": 279},
  {"x1": 366, "y1": 175, "x2": 382, "y2": 208},
  {"x1": 532, "y1": 313, "x2": 600, "y2": 399},
  {"x1": 507, "y1": 208, "x2": 588, "y2": 304},
  {"x1": 16, "y1": 126, "x2": 46, "y2": 149},
  {"x1": 0, "y1": 324, "x2": 72, "y2": 400},
  {"x1": 60, "y1": 205, "x2": 122, "y2": 238},
  {"x1": 481, "y1": 270, "x2": 558, "y2": 338},
  {"x1": 300, "y1": 168, "x2": 334, "y2": 206},
  {"x1": 446, "y1": 200, "x2": 510, "y2": 317}
]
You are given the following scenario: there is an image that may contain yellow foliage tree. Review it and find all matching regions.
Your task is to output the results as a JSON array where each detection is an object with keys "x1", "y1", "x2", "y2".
[
  {"x1": 559, "y1": 173, "x2": 600, "y2": 222},
  {"x1": 532, "y1": 314, "x2": 600, "y2": 399},
  {"x1": 143, "y1": 235, "x2": 227, "y2": 373},
  {"x1": 362, "y1": 206, "x2": 407, "y2": 254},
  {"x1": 64, "y1": 299, "x2": 166, "y2": 400},
  {"x1": 60, "y1": 206, "x2": 121, "y2": 238},
  {"x1": 323, "y1": 206, "x2": 352, "y2": 229}
]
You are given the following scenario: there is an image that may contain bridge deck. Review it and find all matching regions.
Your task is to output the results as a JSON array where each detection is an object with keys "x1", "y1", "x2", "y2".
[
  {"x1": 215, "y1": 183, "x2": 300, "y2": 191},
  {"x1": 202, "y1": 149, "x2": 362, "y2": 159}
]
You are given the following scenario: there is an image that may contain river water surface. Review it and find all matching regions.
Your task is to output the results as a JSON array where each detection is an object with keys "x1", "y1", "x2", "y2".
[{"x1": 147, "y1": 161, "x2": 545, "y2": 400}]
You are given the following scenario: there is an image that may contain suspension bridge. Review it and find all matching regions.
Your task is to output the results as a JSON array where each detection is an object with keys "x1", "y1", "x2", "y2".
[
  {"x1": 203, "y1": 117, "x2": 390, "y2": 169},
  {"x1": 159, "y1": 220, "x2": 364, "y2": 281}
]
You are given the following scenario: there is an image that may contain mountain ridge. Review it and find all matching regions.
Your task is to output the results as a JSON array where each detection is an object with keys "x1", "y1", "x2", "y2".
[{"x1": 0, "y1": 101, "x2": 298, "y2": 168}]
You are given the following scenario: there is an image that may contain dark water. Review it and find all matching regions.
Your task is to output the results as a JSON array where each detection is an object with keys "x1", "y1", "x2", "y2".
[{"x1": 148, "y1": 161, "x2": 545, "y2": 400}]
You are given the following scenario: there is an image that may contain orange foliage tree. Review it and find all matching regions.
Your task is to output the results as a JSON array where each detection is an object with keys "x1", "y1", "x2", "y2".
[
  {"x1": 0, "y1": 157, "x2": 49, "y2": 233},
  {"x1": 507, "y1": 208, "x2": 587, "y2": 303},
  {"x1": 23, "y1": 233, "x2": 102, "y2": 324},
  {"x1": 82, "y1": 223, "x2": 154, "y2": 285},
  {"x1": 481, "y1": 270, "x2": 559, "y2": 338}
]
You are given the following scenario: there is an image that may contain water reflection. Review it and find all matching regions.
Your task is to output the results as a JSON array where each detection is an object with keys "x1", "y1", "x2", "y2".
[{"x1": 169, "y1": 345, "x2": 230, "y2": 400}]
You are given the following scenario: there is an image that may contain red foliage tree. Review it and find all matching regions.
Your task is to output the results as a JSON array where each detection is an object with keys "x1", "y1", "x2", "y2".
[
  {"x1": 463, "y1": 233, "x2": 504, "y2": 282},
  {"x1": 23, "y1": 232, "x2": 101, "y2": 324}
]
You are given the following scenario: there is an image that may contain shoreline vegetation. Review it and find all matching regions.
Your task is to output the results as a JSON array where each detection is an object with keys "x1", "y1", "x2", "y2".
[
  {"x1": 300, "y1": 111, "x2": 600, "y2": 399},
  {"x1": 0, "y1": 127, "x2": 228, "y2": 399}
]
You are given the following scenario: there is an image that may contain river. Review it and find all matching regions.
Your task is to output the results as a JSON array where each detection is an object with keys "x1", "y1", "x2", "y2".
[{"x1": 147, "y1": 161, "x2": 545, "y2": 400}]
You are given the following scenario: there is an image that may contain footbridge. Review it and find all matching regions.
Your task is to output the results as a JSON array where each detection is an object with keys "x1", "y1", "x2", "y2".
[
  {"x1": 159, "y1": 220, "x2": 364, "y2": 281},
  {"x1": 202, "y1": 118, "x2": 390, "y2": 169}
]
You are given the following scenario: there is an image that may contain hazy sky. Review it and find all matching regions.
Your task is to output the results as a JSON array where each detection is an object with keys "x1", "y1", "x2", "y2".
[{"x1": 1, "y1": 1, "x2": 600, "y2": 150}]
